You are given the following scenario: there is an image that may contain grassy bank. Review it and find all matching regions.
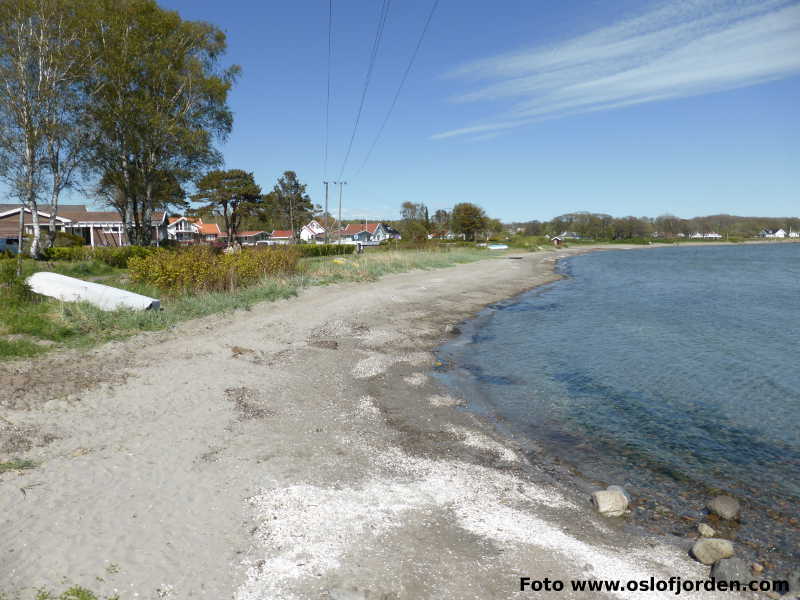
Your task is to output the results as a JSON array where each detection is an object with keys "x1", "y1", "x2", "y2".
[{"x1": 0, "y1": 247, "x2": 492, "y2": 360}]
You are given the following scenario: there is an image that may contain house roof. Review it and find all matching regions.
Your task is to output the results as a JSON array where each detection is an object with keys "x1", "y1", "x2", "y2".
[
  {"x1": 341, "y1": 223, "x2": 379, "y2": 236},
  {"x1": 270, "y1": 230, "x2": 293, "y2": 238},
  {"x1": 238, "y1": 230, "x2": 266, "y2": 237},
  {"x1": 199, "y1": 223, "x2": 221, "y2": 235},
  {"x1": 0, "y1": 204, "x2": 165, "y2": 225}
]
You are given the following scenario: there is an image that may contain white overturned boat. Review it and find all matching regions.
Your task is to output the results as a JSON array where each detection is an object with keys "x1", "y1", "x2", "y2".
[
  {"x1": 487, "y1": 243, "x2": 509, "y2": 250},
  {"x1": 26, "y1": 272, "x2": 160, "y2": 311}
]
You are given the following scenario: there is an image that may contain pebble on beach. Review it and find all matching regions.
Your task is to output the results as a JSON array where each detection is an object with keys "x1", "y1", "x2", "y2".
[
  {"x1": 691, "y1": 538, "x2": 734, "y2": 565},
  {"x1": 707, "y1": 495, "x2": 741, "y2": 520},
  {"x1": 711, "y1": 557, "x2": 751, "y2": 582},
  {"x1": 591, "y1": 486, "x2": 629, "y2": 517},
  {"x1": 698, "y1": 523, "x2": 716, "y2": 538}
]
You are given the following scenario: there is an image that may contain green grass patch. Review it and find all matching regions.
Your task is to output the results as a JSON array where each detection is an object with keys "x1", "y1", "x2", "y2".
[
  {"x1": 0, "y1": 459, "x2": 37, "y2": 473},
  {"x1": 0, "y1": 338, "x2": 48, "y2": 358},
  {"x1": 33, "y1": 586, "x2": 119, "y2": 600}
]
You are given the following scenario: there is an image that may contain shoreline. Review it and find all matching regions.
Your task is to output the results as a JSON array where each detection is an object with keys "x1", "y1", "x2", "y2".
[
  {"x1": 0, "y1": 245, "x2": 763, "y2": 599},
  {"x1": 433, "y1": 243, "x2": 799, "y2": 582}
]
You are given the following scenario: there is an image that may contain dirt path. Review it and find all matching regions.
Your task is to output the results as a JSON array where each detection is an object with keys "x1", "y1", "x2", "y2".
[{"x1": 0, "y1": 248, "x2": 741, "y2": 599}]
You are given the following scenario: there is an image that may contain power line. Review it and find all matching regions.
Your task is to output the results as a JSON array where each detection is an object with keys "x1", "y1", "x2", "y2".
[
  {"x1": 323, "y1": 0, "x2": 333, "y2": 179},
  {"x1": 338, "y1": 0, "x2": 393, "y2": 179},
  {"x1": 354, "y1": 0, "x2": 440, "y2": 179}
]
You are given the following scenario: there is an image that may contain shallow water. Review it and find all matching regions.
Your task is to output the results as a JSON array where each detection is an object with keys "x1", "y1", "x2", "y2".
[{"x1": 437, "y1": 243, "x2": 800, "y2": 570}]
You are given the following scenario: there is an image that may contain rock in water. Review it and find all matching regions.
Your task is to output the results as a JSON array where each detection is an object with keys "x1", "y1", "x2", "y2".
[
  {"x1": 591, "y1": 488, "x2": 629, "y2": 517},
  {"x1": 698, "y1": 523, "x2": 716, "y2": 537},
  {"x1": 707, "y1": 495, "x2": 741, "y2": 520},
  {"x1": 606, "y1": 485, "x2": 631, "y2": 502},
  {"x1": 711, "y1": 557, "x2": 750, "y2": 582},
  {"x1": 691, "y1": 538, "x2": 734, "y2": 565}
]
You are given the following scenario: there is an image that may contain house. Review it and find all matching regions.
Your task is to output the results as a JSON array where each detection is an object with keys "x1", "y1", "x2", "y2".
[
  {"x1": 268, "y1": 230, "x2": 294, "y2": 245},
  {"x1": 166, "y1": 217, "x2": 223, "y2": 243},
  {"x1": 337, "y1": 223, "x2": 401, "y2": 245},
  {"x1": 236, "y1": 231, "x2": 270, "y2": 245},
  {"x1": 0, "y1": 204, "x2": 167, "y2": 247},
  {"x1": 789, "y1": 230, "x2": 799, "y2": 238},
  {"x1": 299, "y1": 220, "x2": 326, "y2": 243},
  {"x1": 558, "y1": 231, "x2": 582, "y2": 240},
  {"x1": 761, "y1": 228, "x2": 787, "y2": 239},
  {"x1": 689, "y1": 232, "x2": 722, "y2": 239}
]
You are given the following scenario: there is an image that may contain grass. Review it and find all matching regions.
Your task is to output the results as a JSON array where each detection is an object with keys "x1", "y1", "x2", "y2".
[
  {"x1": 0, "y1": 458, "x2": 37, "y2": 473},
  {"x1": 34, "y1": 587, "x2": 119, "y2": 600},
  {"x1": 0, "y1": 246, "x2": 494, "y2": 360}
]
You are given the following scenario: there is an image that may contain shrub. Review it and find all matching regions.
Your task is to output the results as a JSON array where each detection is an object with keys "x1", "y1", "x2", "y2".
[
  {"x1": 297, "y1": 244, "x2": 355, "y2": 257},
  {"x1": 42, "y1": 245, "x2": 159, "y2": 267},
  {"x1": 129, "y1": 245, "x2": 300, "y2": 294},
  {"x1": 0, "y1": 259, "x2": 33, "y2": 305}
]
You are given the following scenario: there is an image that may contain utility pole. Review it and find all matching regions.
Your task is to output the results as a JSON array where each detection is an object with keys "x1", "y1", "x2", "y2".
[
  {"x1": 323, "y1": 180, "x2": 330, "y2": 243},
  {"x1": 334, "y1": 181, "x2": 347, "y2": 244}
]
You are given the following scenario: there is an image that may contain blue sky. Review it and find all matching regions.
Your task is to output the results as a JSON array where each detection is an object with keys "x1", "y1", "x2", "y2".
[{"x1": 139, "y1": 1, "x2": 800, "y2": 220}]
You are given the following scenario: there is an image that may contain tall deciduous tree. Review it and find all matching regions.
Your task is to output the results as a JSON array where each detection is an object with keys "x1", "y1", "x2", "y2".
[
  {"x1": 451, "y1": 202, "x2": 488, "y2": 241},
  {"x1": 84, "y1": 0, "x2": 238, "y2": 245},
  {"x1": 191, "y1": 169, "x2": 262, "y2": 243},
  {"x1": 0, "y1": 0, "x2": 90, "y2": 257}
]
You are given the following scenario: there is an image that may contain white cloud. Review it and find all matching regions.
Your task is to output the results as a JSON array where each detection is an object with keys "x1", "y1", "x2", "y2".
[{"x1": 433, "y1": 0, "x2": 800, "y2": 139}]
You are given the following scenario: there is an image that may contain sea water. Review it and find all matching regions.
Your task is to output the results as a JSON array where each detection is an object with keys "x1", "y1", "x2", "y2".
[{"x1": 436, "y1": 243, "x2": 800, "y2": 568}]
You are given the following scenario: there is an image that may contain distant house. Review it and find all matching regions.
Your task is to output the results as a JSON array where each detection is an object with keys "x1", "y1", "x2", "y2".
[
  {"x1": 268, "y1": 230, "x2": 294, "y2": 245},
  {"x1": 690, "y1": 232, "x2": 722, "y2": 239},
  {"x1": 236, "y1": 231, "x2": 270, "y2": 245},
  {"x1": 558, "y1": 231, "x2": 582, "y2": 240},
  {"x1": 167, "y1": 217, "x2": 223, "y2": 243},
  {"x1": 789, "y1": 230, "x2": 799, "y2": 239},
  {"x1": 337, "y1": 223, "x2": 401, "y2": 245},
  {"x1": 299, "y1": 220, "x2": 326, "y2": 243},
  {"x1": 0, "y1": 204, "x2": 166, "y2": 247},
  {"x1": 759, "y1": 229, "x2": 787, "y2": 238},
  {"x1": 199, "y1": 222, "x2": 222, "y2": 241}
]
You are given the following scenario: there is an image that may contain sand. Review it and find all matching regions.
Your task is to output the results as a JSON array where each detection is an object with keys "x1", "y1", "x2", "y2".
[{"x1": 0, "y1": 247, "x2": 754, "y2": 599}]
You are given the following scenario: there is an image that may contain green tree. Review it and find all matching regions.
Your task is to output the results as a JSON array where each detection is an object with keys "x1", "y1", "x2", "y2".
[
  {"x1": 0, "y1": 0, "x2": 91, "y2": 257},
  {"x1": 83, "y1": 0, "x2": 238, "y2": 245},
  {"x1": 265, "y1": 171, "x2": 315, "y2": 236},
  {"x1": 192, "y1": 169, "x2": 262, "y2": 243},
  {"x1": 451, "y1": 202, "x2": 487, "y2": 241}
]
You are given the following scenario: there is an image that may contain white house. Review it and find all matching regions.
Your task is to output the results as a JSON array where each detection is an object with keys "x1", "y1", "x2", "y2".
[
  {"x1": 299, "y1": 220, "x2": 326, "y2": 242},
  {"x1": 166, "y1": 217, "x2": 222, "y2": 243},
  {"x1": 336, "y1": 223, "x2": 401, "y2": 245},
  {"x1": 789, "y1": 230, "x2": 799, "y2": 238}
]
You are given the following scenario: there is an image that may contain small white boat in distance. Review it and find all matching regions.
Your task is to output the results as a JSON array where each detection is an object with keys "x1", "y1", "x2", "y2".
[
  {"x1": 487, "y1": 243, "x2": 509, "y2": 250},
  {"x1": 26, "y1": 272, "x2": 160, "y2": 311}
]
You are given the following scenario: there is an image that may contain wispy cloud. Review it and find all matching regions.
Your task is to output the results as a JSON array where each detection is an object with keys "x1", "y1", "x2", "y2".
[{"x1": 433, "y1": 1, "x2": 800, "y2": 140}]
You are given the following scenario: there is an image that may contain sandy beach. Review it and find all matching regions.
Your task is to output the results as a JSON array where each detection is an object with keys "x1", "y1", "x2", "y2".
[{"x1": 0, "y1": 246, "x2": 763, "y2": 599}]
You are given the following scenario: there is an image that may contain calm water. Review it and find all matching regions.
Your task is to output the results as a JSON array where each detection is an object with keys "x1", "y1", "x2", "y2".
[{"x1": 437, "y1": 243, "x2": 800, "y2": 567}]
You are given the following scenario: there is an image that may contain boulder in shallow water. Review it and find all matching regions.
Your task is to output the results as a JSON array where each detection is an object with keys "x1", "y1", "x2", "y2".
[
  {"x1": 698, "y1": 523, "x2": 716, "y2": 537},
  {"x1": 711, "y1": 557, "x2": 750, "y2": 582},
  {"x1": 691, "y1": 538, "x2": 734, "y2": 565},
  {"x1": 606, "y1": 484, "x2": 631, "y2": 502},
  {"x1": 707, "y1": 495, "x2": 740, "y2": 520},
  {"x1": 591, "y1": 488, "x2": 629, "y2": 517}
]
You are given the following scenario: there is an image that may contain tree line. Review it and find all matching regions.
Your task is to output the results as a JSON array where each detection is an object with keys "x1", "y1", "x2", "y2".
[
  {"x1": 395, "y1": 201, "x2": 503, "y2": 241},
  {"x1": 509, "y1": 212, "x2": 800, "y2": 240}
]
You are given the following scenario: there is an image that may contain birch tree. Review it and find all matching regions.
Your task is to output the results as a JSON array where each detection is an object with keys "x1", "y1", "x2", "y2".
[
  {"x1": 0, "y1": 0, "x2": 88, "y2": 257},
  {"x1": 84, "y1": 0, "x2": 238, "y2": 245}
]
